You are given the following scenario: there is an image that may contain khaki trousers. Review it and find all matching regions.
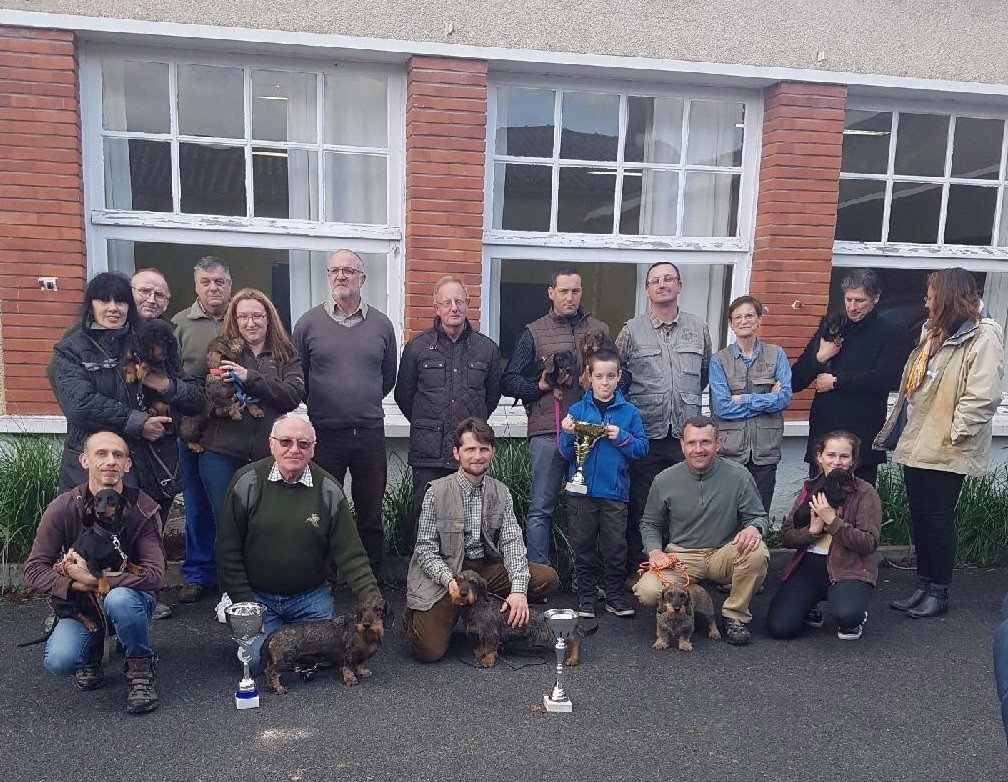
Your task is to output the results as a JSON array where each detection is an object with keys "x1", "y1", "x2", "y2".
[
  {"x1": 405, "y1": 560, "x2": 560, "y2": 662},
  {"x1": 633, "y1": 541, "x2": 769, "y2": 623}
]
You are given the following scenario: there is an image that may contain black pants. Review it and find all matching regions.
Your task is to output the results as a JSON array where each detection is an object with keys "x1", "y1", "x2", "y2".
[
  {"x1": 808, "y1": 461, "x2": 878, "y2": 487},
  {"x1": 627, "y1": 431, "x2": 684, "y2": 569},
  {"x1": 745, "y1": 461, "x2": 777, "y2": 514},
  {"x1": 766, "y1": 552, "x2": 873, "y2": 638},
  {"x1": 568, "y1": 495, "x2": 629, "y2": 605},
  {"x1": 903, "y1": 465, "x2": 965, "y2": 586},
  {"x1": 313, "y1": 426, "x2": 387, "y2": 571},
  {"x1": 409, "y1": 465, "x2": 454, "y2": 549}
]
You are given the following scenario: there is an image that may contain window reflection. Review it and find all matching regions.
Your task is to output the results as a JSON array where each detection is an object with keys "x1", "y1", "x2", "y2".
[
  {"x1": 560, "y1": 92, "x2": 619, "y2": 161},
  {"x1": 496, "y1": 87, "x2": 555, "y2": 157}
]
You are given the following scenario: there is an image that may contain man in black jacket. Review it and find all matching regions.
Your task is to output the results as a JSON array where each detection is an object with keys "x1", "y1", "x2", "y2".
[
  {"x1": 791, "y1": 268, "x2": 906, "y2": 486},
  {"x1": 394, "y1": 276, "x2": 502, "y2": 544}
]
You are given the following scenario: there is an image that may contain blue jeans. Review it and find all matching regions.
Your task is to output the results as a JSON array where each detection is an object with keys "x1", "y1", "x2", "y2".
[
  {"x1": 43, "y1": 588, "x2": 155, "y2": 675},
  {"x1": 246, "y1": 582, "x2": 334, "y2": 675},
  {"x1": 526, "y1": 434, "x2": 568, "y2": 565},
  {"x1": 179, "y1": 442, "x2": 217, "y2": 586},
  {"x1": 186, "y1": 449, "x2": 245, "y2": 587},
  {"x1": 994, "y1": 592, "x2": 1008, "y2": 745}
]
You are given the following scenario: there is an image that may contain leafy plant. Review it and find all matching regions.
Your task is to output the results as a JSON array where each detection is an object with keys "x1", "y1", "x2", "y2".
[
  {"x1": 876, "y1": 462, "x2": 911, "y2": 546},
  {"x1": 0, "y1": 435, "x2": 60, "y2": 589},
  {"x1": 381, "y1": 453, "x2": 414, "y2": 557}
]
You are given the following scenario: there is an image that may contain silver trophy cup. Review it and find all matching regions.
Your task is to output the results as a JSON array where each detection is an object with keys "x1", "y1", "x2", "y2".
[
  {"x1": 225, "y1": 601, "x2": 265, "y2": 710},
  {"x1": 542, "y1": 608, "x2": 579, "y2": 713}
]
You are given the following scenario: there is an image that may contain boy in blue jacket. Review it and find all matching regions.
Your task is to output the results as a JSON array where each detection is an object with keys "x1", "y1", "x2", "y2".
[{"x1": 560, "y1": 349, "x2": 648, "y2": 618}]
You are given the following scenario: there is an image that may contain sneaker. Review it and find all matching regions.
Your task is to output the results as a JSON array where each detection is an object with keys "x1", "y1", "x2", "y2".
[
  {"x1": 724, "y1": 618, "x2": 753, "y2": 646},
  {"x1": 177, "y1": 583, "x2": 208, "y2": 604},
  {"x1": 576, "y1": 605, "x2": 596, "y2": 619},
  {"x1": 604, "y1": 600, "x2": 636, "y2": 618},
  {"x1": 74, "y1": 662, "x2": 105, "y2": 691},
  {"x1": 837, "y1": 612, "x2": 868, "y2": 641},
  {"x1": 152, "y1": 602, "x2": 173, "y2": 620},
  {"x1": 803, "y1": 608, "x2": 824, "y2": 628}
]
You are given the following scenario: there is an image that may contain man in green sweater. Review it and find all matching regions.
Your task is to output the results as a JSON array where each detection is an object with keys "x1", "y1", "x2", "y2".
[
  {"x1": 633, "y1": 415, "x2": 769, "y2": 645},
  {"x1": 215, "y1": 415, "x2": 381, "y2": 672}
]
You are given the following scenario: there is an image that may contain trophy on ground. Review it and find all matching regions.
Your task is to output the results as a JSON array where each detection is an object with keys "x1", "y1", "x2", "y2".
[
  {"x1": 542, "y1": 608, "x2": 579, "y2": 713},
  {"x1": 565, "y1": 421, "x2": 607, "y2": 495},
  {"x1": 224, "y1": 601, "x2": 265, "y2": 710}
]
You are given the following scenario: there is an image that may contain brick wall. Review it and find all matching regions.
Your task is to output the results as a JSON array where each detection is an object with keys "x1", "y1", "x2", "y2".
[
  {"x1": 404, "y1": 56, "x2": 487, "y2": 339},
  {"x1": 0, "y1": 26, "x2": 84, "y2": 415},
  {"x1": 749, "y1": 82, "x2": 847, "y2": 418}
]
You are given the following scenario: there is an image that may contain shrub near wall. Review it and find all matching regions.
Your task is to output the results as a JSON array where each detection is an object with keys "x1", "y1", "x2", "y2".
[{"x1": 0, "y1": 435, "x2": 59, "y2": 587}]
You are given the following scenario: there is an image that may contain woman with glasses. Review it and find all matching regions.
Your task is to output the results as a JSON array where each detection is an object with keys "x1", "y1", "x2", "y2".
[{"x1": 197, "y1": 288, "x2": 306, "y2": 522}]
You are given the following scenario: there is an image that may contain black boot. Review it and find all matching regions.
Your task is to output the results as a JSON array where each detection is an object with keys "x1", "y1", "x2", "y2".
[
  {"x1": 907, "y1": 584, "x2": 949, "y2": 618},
  {"x1": 890, "y1": 579, "x2": 930, "y2": 611}
]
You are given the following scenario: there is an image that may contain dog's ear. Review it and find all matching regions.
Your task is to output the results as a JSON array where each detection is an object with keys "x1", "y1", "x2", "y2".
[{"x1": 656, "y1": 587, "x2": 669, "y2": 613}]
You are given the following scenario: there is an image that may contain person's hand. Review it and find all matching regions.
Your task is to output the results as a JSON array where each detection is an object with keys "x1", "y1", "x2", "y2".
[
  {"x1": 808, "y1": 507, "x2": 825, "y2": 536},
  {"x1": 219, "y1": 360, "x2": 248, "y2": 383},
  {"x1": 731, "y1": 394, "x2": 743, "y2": 404},
  {"x1": 537, "y1": 367, "x2": 552, "y2": 392},
  {"x1": 771, "y1": 381, "x2": 782, "y2": 393},
  {"x1": 732, "y1": 525, "x2": 762, "y2": 555},
  {"x1": 578, "y1": 367, "x2": 591, "y2": 390},
  {"x1": 141, "y1": 415, "x2": 172, "y2": 441},
  {"x1": 447, "y1": 578, "x2": 463, "y2": 605},
  {"x1": 604, "y1": 423, "x2": 619, "y2": 440},
  {"x1": 816, "y1": 336, "x2": 842, "y2": 364},
  {"x1": 561, "y1": 414, "x2": 576, "y2": 434},
  {"x1": 648, "y1": 549, "x2": 671, "y2": 570},
  {"x1": 140, "y1": 371, "x2": 170, "y2": 393},
  {"x1": 809, "y1": 492, "x2": 837, "y2": 527},
  {"x1": 500, "y1": 592, "x2": 529, "y2": 628},
  {"x1": 812, "y1": 373, "x2": 837, "y2": 393}
]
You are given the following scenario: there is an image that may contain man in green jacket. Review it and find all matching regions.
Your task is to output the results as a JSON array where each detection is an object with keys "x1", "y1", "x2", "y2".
[
  {"x1": 215, "y1": 415, "x2": 381, "y2": 672},
  {"x1": 632, "y1": 415, "x2": 769, "y2": 645}
]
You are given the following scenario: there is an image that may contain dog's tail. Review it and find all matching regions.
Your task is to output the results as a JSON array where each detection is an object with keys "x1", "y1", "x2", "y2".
[{"x1": 17, "y1": 627, "x2": 54, "y2": 648}]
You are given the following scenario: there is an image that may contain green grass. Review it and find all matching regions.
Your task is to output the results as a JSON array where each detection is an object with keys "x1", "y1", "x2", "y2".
[
  {"x1": 0, "y1": 436, "x2": 60, "y2": 589},
  {"x1": 382, "y1": 453, "x2": 414, "y2": 557}
]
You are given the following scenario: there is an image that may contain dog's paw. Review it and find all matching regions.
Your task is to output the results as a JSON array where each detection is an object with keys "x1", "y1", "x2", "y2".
[
  {"x1": 248, "y1": 404, "x2": 265, "y2": 419},
  {"x1": 677, "y1": 638, "x2": 694, "y2": 652},
  {"x1": 708, "y1": 626, "x2": 722, "y2": 640},
  {"x1": 476, "y1": 651, "x2": 498, "y2": 668},
  {"x1": 342, "y1": 668, "x2": 359, "y2": 686},
  {"x1": 355, "y1": 666, "x2": 372, "y2": 679},
  {"x1": 652, "y1": 637, "x2": 668, "y2": 651}
]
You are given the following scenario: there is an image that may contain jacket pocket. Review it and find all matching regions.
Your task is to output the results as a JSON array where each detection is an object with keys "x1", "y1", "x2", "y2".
[
  {"x1": 421, "y1": 358, "x2": 447, "y2": 388},
  {"x1": 466, "y1": 360, "x2": 490, "y2": 390},
  {"x1": 409, "y1": 419, "x2": 444, "y2": 461}
]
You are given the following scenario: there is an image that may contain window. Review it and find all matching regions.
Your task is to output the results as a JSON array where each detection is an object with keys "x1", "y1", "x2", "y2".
[{"x1": 836, "y1": 108, "x2": 1008, "y2": 247}]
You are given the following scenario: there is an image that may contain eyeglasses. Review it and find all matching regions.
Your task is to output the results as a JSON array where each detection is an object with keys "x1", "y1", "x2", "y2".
[
  {"x1": 327, "y1": 267, "x2": 363, "y2": 277},
  {"x1": 270, "y1": 436, "x2": 315, "y2": 451},
  {"x1": 647, "y1": 275, "x2": 680, "y2": 286},
  {"x1": 436, "y1": 298, "x2": 468, "y2": 309},
  {"x1": 133, "y1": 286, "x2": 169, "y2": 304},
  {"x1": 236, "y1": 313, "x2": 267, "y2": 323},
  {"x1": 731, "y1": 313, "x2": 759, "y2": 322}
]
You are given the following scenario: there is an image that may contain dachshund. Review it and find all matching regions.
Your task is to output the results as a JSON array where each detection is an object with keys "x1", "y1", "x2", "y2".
[
  {"x1": 654, "y1": 582, "x2": 720, "y2": 652},
  {"x1": 792, "y1": 467, "x2": 855, "y2": 529},
  {"x1": 815, "y1": 310, "x2": 848, "y2": 372},
  {"x1": 122, "y1": 319, "x2": 180, "y2": 418}
]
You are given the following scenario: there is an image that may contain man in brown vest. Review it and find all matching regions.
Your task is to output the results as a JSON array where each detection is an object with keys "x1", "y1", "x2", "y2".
[{"x1": 501, "y1": 267, "x2": 612, "y2": 567}]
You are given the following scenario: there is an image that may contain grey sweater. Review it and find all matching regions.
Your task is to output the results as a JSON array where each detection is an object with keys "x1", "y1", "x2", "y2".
[
  {"x1": 291, "y1": 303, "x2": 397, "y2": 429},
  {"x1": 640, "y1": 457, "x2": 768, "y2": 552}
]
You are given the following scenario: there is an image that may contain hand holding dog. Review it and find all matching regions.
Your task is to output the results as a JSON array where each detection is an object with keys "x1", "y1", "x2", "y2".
[
  {"x1": 809, "y1": 492, "x2": 837, "y2": 526},
  {"x1": 500, "y1": 592, "x2": 529, "y2": 628},
  {"x1": 218, "y1": 359, "x2": 248, "y2": 383},
  {"x1": 732, "y1": 525, "x2": 762, "y2": 555},
  {"x1": 140, "y1": 370, "x2": 170, "y2": 393},
  {"x1": 537, "y1": 368, "x2": 552, "y2": 392},
  {"x1": 53, "y1": 549, "x2": 103, "y2": 591},
  {"x1": 816, "y1": 336, "x2": 842, "y2": 364},
  {"x1": 141, "y1": 415, "x2": 173, "y2": 441},
  {"x1": 813, "y1": 372, "x2": 837, "y2": 393},
  {"x1": 648, "y1": 549, "x2": 672, "y2": 570}
]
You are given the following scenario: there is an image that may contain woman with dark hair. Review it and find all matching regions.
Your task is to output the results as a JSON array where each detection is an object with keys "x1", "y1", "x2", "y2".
[
  {"x1": 876, "y1": 268, "x2": 1003, "y2": 618},
  {"x1": 766, "y1": 430, "x2": 880, "y2": 641}
]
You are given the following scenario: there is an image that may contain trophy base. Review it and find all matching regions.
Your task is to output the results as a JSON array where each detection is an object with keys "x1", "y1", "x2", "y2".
[
  {"x1": 235, "y1": 690, "x2": 260, "y2": 710},
  {"x1": 543, "y1": 694, "x2": 572, "y2": 713},
  {"x1": 565, "y1": 481, "x2": 588, "y2": 495}
]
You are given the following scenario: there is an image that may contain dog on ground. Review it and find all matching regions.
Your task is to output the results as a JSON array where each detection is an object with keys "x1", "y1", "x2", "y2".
[
  {"x1": 122, "y1": 319, "x2": 180, "y2": 418},
  {"x1": 654, "y1": 582, "x2": 721, "y2": 652},
  {"x1": 261, "y1": 594, "x2": 389, "y2": 695},
  {"x1": 453, "y1": 569, "x2": 581, "y2": 668}
]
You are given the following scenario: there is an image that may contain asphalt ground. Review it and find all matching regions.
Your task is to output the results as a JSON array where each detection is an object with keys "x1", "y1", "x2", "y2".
[{"x1": 2, "y1": 562, "x2": 1005, "y2": 782}]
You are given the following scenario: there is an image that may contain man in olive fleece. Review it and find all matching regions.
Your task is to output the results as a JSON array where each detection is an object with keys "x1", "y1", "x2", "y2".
[{"x1": 215, "y1": 415, "x2": 381, "y2": 672}]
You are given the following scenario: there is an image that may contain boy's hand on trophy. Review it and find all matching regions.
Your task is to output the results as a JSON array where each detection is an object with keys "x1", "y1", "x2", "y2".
[
  {"x1": 604, "y1": 424, "x2": 619, "y2": 440},
  {"x1": 561, "y1": 415, "x2": 576, "y2": 434}
]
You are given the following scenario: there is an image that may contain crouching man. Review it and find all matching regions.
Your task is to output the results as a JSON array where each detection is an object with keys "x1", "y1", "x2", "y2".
[
  {"x1": 405, "y1": 417, "x2": 559, "y2": 662},
  {"x1": 23, "y1": 432, "x2": 166, "y2": 714}
]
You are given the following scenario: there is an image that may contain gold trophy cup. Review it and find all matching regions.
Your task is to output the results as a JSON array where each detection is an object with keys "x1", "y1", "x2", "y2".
[{"x1": 565, "y1": 421, "x2": 607, "y2": 495}]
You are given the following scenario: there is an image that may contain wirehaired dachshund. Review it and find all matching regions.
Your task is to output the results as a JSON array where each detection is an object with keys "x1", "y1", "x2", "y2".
[{"x1": 654, "y1": 582, "x2": 721, "y2": 652}]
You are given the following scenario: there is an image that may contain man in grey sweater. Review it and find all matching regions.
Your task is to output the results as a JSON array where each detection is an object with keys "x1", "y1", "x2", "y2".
[{"x1": 632, "y1": 415, "x2": 769, "y2": 645}]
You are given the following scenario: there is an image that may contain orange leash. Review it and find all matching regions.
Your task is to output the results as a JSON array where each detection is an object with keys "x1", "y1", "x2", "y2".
[{"x1": 637, "y1": 557, "x2": 690, "y2": 588}]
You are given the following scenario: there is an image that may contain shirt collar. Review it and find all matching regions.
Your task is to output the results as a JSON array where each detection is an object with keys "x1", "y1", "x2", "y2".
[
  {"x1": 648, "y1": 308, "x2": 679, "y2": 329},
  {"x1": 325, "y1": 298, "x2": 369, "y2": 320},
  {"x1": 730, "y1": 339, "x2": 763, "y2": 359},
  {"x1": 455, "y1": 471, "x2": 484, "y2": 494},
  {"x1": 267, "y1": 461, "x2": 313, "y2": 487}
]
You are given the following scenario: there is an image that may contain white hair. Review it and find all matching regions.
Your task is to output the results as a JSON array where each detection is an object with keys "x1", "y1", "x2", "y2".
[{"x1": 270, "y1": 415, "x2": 316, "y2": 441}]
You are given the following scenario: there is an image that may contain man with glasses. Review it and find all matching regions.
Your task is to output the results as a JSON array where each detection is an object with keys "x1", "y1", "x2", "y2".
[
  {"x1": 292, "y1": 249, "x2": 397, "y2": 573},
  {"x1": 394, "y1": 275, "x2": 502, "y2": 545},
  {"x1": 131, "y1": 268, "x2": 172, "y2": 322},
  {"x1": 616, "y1": 262, "x2": 712, "y2": 573},
  {"x1": 215, "y1": 415, "x2": 381, "y2": 673}
]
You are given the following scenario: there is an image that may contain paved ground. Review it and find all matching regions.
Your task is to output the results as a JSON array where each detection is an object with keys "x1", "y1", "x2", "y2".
[{"x1": 2, "y1": 563, "x2": 1005, "y2": 782}]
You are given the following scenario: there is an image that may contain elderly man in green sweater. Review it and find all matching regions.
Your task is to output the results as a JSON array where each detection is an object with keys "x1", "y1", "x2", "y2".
[
  {"x1": 215, "y1": 415, "x2": 381, "y2": 672},
  {"x1": 633, "y1": 415, "x2": 769, "y2": 645}
]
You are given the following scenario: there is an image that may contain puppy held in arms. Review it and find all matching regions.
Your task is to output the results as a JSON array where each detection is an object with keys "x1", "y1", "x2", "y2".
[{"x1": 654, "y1": 582, "x2": 721, "y2": 652}]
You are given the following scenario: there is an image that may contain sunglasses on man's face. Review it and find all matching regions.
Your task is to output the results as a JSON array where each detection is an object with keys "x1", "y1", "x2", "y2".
[{"x1": 270, "y1": 436, "x2": 315, "y2": 451}]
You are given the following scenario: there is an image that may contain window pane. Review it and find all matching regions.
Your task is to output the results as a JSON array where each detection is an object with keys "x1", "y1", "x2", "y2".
[
  {"x1": 944, "y1": 185, "x2": 997, "y2": 245},
  {"x1": 102, "y1": 60, "x2": 169, "y2": 134},
  {"x1": 324, "y1": 74, "x2": 387, "y2": 147},
  {"x1": 560, "y1": 92, "x2": 619, "y2": 161},
  {"x1": 179, "y1": 143, "x2": 247, "y2": 216},
  {"x1": 251, "y1": 70, "x2": 317, "y2": 144},
  {"x1": 894, "y1": 113, "x2": 949, "y2": 177},
  {"x1": 178, "y1": 65, "x2": 244, "y2": 139},
  {"x1": 682, "y1": 172, "x2": 739, "y2": 237},
  {"x1": 557, "y1": 166, "x2": 615, "y2": 233},
  {"x1": 687, "y1": 101, "x2": 744, "y2": 167},
  {"x1": 951, "y1": 117, "x2": 1003, "y2": 180},
  {"x1": 324, "y1": 152, "x2": 387, "y2": 224},
  {"x1": 835, "y1": 178, "x2": 885, "y2": 242},
  {"x1": 841, "y1": 110, "x2": 891, "y2": 174},
  {"x1": 620, "y1": 169, "x2": 678, "y2": 235},
  {"x1": 103, "y1": 138, "x2": 172, "y2": 212},
  {"x1": 492, "y1": 162, "x2": 551, "y2": 231},
  {"x1": 888, "y1": 181, "x2": 942, "y2": 243},
  {"x1": 496, "y1": 87, "x2": 555, "y2": 157},
  {"x1": 625, "y1": 96, "x2": 683, "y2": 164},
  {"x1": 253, "y1": 148, "x2": 319, "y2": 220}
]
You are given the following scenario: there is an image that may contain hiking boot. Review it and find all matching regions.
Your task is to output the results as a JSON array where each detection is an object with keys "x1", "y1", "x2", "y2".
[
  {"x1": 724, "y1": 619, "x2": 753, "y2": 646},
  {"x1": 837, "y1": 612, "x2": 868, "y2": 641},
  {"x1": 124, "y1": 658, "x2": 159, "y2": 714},
  {"x1": 604, "y1": 599, "x2": 636, "y2": 618},
  {"x1": 803, "y1": 608, "x2": 825, "y2": 628},
  {"x1": 74, "y1": 662, "x2": 104, "y2": 691},
  {"x1": 177, "y1": 583, "x2": 208, "y2": 604}
]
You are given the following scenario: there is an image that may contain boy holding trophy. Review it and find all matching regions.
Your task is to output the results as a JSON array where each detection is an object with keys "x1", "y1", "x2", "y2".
[{"x1": 560, "y1": 349, "x2": 648, "y2": 618}]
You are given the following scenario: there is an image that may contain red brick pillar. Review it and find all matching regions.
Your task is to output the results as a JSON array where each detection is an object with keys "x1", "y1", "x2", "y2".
[
  {"x1": 0, "y1": 27, "x2": 85, "y2": 415},
  {"x1": 749, "y1": 82, "x2": 847, "y2": 418},
  {"x1": 404, "y1": 56, "x2": 488, "y2": 339}
]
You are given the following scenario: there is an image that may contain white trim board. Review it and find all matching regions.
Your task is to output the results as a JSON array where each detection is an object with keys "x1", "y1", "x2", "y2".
[{"x1": 5, "y1": 10, "x2": 1008, "y2": 103}]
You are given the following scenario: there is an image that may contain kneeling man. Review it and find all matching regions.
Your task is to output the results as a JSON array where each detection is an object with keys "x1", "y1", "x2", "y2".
[
  {"x1": 405, "y1": 417, "x2": 559, "y2": 662},
  {"x1": 23, "y1": 432, "x2": 166, "y2": 713},
  {"x1": 633, "y1": 416, "x2": 769, "y2": 645}
]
